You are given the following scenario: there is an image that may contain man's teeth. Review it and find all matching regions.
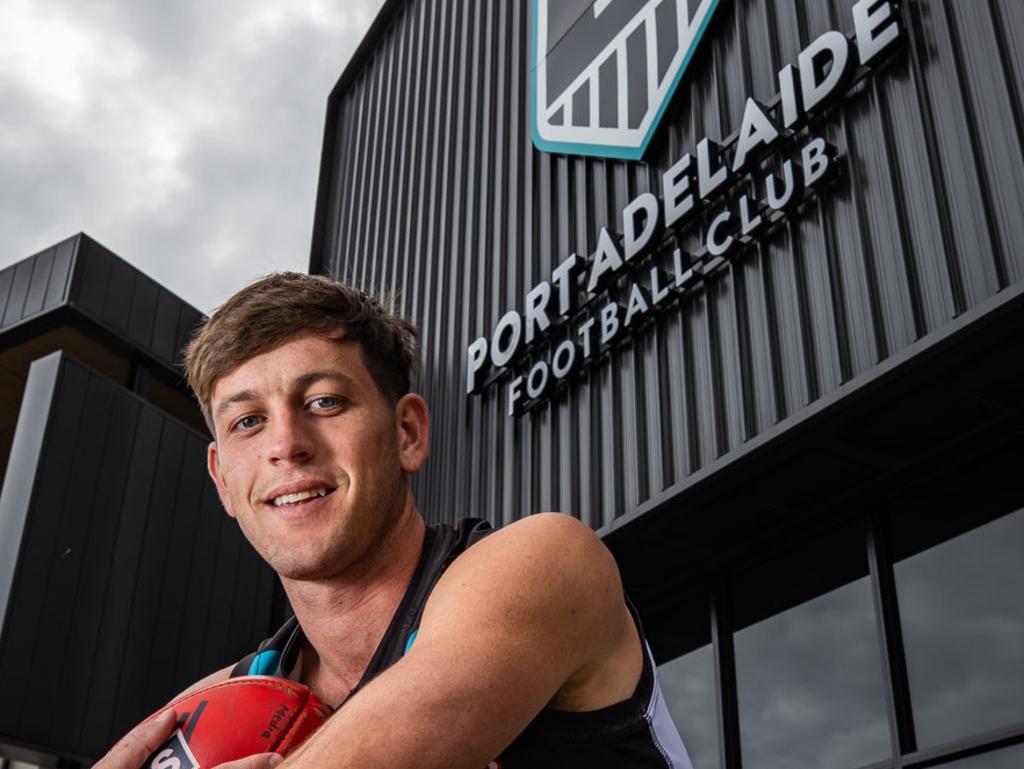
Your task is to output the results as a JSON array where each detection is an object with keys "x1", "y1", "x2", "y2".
[{"x1": 272, "y1": 488, "x2": 329, "y2": 506}]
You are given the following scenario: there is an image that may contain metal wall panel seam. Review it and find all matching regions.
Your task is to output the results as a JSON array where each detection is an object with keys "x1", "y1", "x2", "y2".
[
  {"x1": 475, "y1": 0, "x2": 500, "y2": 524},
  {"x1": 368, "y1": 21, "x2": 399, "y2": 291},
  {"x1": 459, "y1": 0, "x2": 485, "y2": 521},
  {"x1": 14, "y1": 361, "x2": 91, "y2": 742},
  {"x1": 406, "y1": 0, "x2": 440, "y2": 330},
  {"x1": 354, "y1": 48, "x2": 385, "y2": 288},
  {"x1": 114, "y1": 419, "x2": 184, "y2": 727},
  {"x1": 2, "y1": 261, "x2": 33, "y2": 327},
  {"x1": 337, "y1": 77, "x2": 367, "y2": 283},
  {"x1": 443, "y1": 0, "x2": 474, "y2": 521},
  {"x1": 419, "y1": 0, "x2": 454, "y2": 513},
  {"x1": 34, "y1": 374, "x2": 117, "y2": 748},
  {"x1": 396, "y1": 0, "x2": 428, "y2": 319},
  {"x1": 837, "y1": 100, "x2": 892, "y2": 365},
  {"x1": 871, "y1": 76, "x2": 927, "y2": 341},
  {"x1": 74, "y1": 389, "x2": 140, "y2": 750},
  {"x1": 428, "y1": 0, "x2": 461, "y2": 515},
  {"x1": 78, "y1": 405, "x2": 161, "y2": 749},
  {"x1": 0, "y1": 358, "x2": 78, "y2": 739},
  {"x1": 42, "y1": 236, "x2": 77, "y2": 310},
  {"x1": 911, "y1": 0, "x2": 995, "y2": 309},
  {"x1": 327, "y1": 90, "x2": 354, "y2": 278},
  {"x1": 937, "y1": 0, "x2": 1008, "y2": 293},
  {"x1": 384, "y1": 10, "x2": 412, "y2": 304},
  {"x1": 0, "y1": 352, "x2": 62, "y2": 679},
  {"x1": 371, "y1": 18, "x2": 404, "y2": 297},
  {"x1": 140, "y1": 428, "x2": 205, "y2": 710},
  {"x1": 898, "y1": 0, "x2": 966, "y2": 317},
  {"x1": 982, "y1": 0, "x2": 1024, "y2": 284},
  {"x1": 21, "y1": 246, "x2": 53, "y2": 318}
]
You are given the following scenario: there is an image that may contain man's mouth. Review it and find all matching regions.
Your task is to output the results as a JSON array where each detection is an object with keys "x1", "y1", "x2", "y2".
[{"x1": 269, "y1": 487, "x2": 336, "y2": 507}]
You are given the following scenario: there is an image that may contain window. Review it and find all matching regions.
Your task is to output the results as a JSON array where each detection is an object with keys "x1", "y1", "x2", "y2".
[{"x1": 893, "y1": 507, "x2": 1024, "y2": 748}]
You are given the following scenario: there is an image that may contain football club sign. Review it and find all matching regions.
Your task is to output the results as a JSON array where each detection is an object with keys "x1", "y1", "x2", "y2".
[{"x1": 533, "y1": 0, "x2": 722, "y2": 160}]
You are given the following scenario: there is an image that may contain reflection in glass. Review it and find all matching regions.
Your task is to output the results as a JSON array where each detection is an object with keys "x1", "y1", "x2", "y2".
[
  {"x1": 658, "y1": 644, "x2": 719, "y2": 769},
  {"x1": 734, "y1": 577, "x2": 890, "y2": 769},
  {"x1": 934, "y1": 742, "x2": 1024, "y2": 769},
  {"x1": 894, "y1": 508, "x2": 1024, "y2": 748}
]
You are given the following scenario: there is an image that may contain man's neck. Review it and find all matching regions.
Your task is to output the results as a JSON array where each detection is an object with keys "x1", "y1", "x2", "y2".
[{"x1": 281, "y1": 506, "x2": 427, "y2": 704}]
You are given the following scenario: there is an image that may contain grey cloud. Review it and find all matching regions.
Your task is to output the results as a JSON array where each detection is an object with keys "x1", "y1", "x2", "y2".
[{"x1": 0, "y1": 0, "x2": 384, "y2": 313}]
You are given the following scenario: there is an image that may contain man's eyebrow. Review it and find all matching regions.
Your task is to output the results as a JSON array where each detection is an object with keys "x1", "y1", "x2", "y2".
[
  {"x1": 214, "y1": 389, "x2": 259, "y2": 419},
  {"x1": 293, "y1": 370, "x2": 357, "y2": 389},
  {"x1": 213, "y1": 371, "x2": 357, "y2": 419}
]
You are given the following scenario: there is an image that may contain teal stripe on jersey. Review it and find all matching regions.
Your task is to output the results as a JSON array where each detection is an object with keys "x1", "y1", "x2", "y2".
[{"x1": 248, "y1": 649, "x2": 281, "y2": 676}]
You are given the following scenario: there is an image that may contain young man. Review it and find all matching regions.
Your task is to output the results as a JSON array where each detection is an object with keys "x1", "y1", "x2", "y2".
[{"x1": 96, "y1": 273, "x2": 692, "y2": 769}]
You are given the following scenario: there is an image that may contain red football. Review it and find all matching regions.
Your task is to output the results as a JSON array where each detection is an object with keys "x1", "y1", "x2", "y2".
[{"x1": 140, "y1": 677, "x2": 331, "y2": 769}]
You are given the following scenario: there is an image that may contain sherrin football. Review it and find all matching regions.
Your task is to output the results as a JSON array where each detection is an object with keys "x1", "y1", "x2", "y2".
[{"x1": 140, "y1": 677, "x2": 331, "y2": 769}]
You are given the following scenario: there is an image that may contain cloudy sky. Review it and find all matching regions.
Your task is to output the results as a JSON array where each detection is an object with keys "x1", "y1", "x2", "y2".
[{"x1": 0, "y1": 0, "x2": 385, "y2": 315}]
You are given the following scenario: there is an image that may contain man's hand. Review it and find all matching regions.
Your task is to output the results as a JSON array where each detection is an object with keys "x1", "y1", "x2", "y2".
[{"x1": 95, "y1": 708, "x2": 283, "y2": 769}]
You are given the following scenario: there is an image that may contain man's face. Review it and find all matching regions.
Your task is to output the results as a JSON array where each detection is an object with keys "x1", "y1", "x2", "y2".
[{"x1": 206, "y1": 331, "x2": 427, "y2": 581}]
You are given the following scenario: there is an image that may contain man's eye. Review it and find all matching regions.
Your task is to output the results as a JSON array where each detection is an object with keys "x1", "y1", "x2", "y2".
[
  {"x1": 310, "y1": 396, "x2": 342, "y2": 410},
  {"x1": 233, "y1": 414, "x2": 263, "y2": 431}
]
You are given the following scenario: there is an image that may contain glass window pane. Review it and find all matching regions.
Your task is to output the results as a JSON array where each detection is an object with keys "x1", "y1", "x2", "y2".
[
  {"x1": 659, "y1": 644, "x2": 719, "y2": 769},
  {"x1": 934, "y1": 742, "x2": 1024, "y2": 769},
  {"x1": 894, "y1": 507, "x2": 1024, "y2": 748},
  {"x1": 735, "y1": 576, "x2": 891, "y2": 769}
]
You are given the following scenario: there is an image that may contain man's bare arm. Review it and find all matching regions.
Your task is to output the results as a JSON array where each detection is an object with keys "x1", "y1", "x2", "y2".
[{"x1": 280, "y1": 512, "x2": 643, "y2": 769}]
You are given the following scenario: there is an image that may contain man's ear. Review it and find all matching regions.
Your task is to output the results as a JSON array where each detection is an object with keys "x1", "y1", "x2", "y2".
[
  {"x1": 207, "y1": 441, "x2": 236, "y2": 518},
  {"x1": 395, "y1": 394, "x2": 430, "y2": 474}
]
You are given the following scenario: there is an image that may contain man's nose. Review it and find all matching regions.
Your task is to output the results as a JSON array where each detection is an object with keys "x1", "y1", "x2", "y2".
[{"x1": 266, "y1": 412, "x2": 316, "y2": 463}]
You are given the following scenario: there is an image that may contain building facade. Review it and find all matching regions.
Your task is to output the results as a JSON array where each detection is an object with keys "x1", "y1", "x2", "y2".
[
  {"x1": 0, "y1": 235, "x2": 284, "y2": 767},
  {"x1": 311, "y1": 2, "x2": 1024, "y2": 769}
]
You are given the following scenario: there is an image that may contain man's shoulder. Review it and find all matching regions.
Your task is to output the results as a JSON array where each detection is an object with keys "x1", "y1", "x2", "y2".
[{"x1": 438, "y1": 512, "x2": 623, "y2": 620}]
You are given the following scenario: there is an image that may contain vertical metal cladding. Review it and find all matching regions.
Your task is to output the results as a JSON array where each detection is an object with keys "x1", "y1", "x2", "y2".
[
  {"x1": 313, "y1": 0, "x2": 1024, "y2": 531},
  {"x1": 0, "y1": 353, "x2": 277, "y2": 761}
]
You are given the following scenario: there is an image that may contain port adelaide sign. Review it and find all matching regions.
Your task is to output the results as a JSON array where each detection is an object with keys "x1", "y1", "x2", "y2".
[{"x1": 467, "y1": 0, "x2": 904, "y2": 416}]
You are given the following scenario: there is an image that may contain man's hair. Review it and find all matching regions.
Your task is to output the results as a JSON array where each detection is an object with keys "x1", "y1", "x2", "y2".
[{"x1": 185, "y1": 272, "x2": 419, "y2": 433}]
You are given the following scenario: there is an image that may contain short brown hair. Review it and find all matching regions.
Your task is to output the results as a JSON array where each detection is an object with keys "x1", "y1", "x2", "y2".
[{"x1": 185, "y1": 272, "x2": 419, "y2": 433}]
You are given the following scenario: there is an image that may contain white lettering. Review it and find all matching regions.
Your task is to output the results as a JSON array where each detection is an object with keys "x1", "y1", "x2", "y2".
[
  {"x1": 524, "y1": 281, "x2": 551, "y2": 344},
  {"x1": 697, "y1": 138, "x2": 730, "y2": 199},
  {"x1": 707, "y1": 210, "x2": 736, "y2": 257},
  {"x1": 586, "y1": 228, "x2": 625, "y2": 293},
  {"x1": 551, "y1": 340, "x2": 577, "y2": 379},
  {"x1": 733, "y1": 99, "x2": 780, "y2": 172},
  {"x1": 508, "y1": 376, "x2": 524, "y2": 416},
  {"x1": 526, "y1": 360, "x2": 550, "y2": 399},
  {"x1": 739, "y1": 194, "x2": 764, "y2": 236},
  {"x1": 551, "y1": 254, "x2": 580, "y2": 316},
  {"x1": 799, "y1": 31, "x2": 853, "y2": 113},
  {"x1": 490, "y1": 310, "x2": 522, "y2": 368},
  {"x1": 623, "y1": 192, "x2": 659, "y2": 261},
  {"x1": 854, "y1": 0, "x2": 900, "y2": 66},
  {"x1": 599, "y1": 302, "x2": 621, "y2": 345},
  {"x1": 577, "y1": 317, "x2": 597, "y2": 359},
  {"x1": 151, "y1": 750, "x2": 180, "y2": 769},
  {"x1": 624, "y1": 283, "x2": 651, "y2": 327},
  {"x1": 650, "y1": 266, "x2": 671, "y2": 306},
  {"x1": 662, "y1": 153, "x2": 695, "y2": 228},
  {"x1": 766, "y1": 160, "x2": 798, "y2": 210},
  {"x1": 802, "y1": 137, "x2": 832, "y2": 187},
  {"x1": 778, "y1": 64, "x2": 802, "y2": 129},
  {"x1": 466, "y1": 337, "x2": 489, "y2": 394}
]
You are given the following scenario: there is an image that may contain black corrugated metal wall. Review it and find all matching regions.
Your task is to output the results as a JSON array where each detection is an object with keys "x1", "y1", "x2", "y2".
[
  {"x1": 313, "y1": 0, "x2": 1024, "y2": 532},
  {"x1": 0, "y1": 353, "x2": 278, "y2": 761}
]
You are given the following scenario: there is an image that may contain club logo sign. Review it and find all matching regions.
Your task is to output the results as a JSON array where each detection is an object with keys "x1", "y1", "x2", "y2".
[{"x1": 533, "y1": 0, "x2": 722, "y2": 160}]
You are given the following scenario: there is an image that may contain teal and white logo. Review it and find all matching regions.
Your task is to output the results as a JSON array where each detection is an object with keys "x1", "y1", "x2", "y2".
[{"x1": 533, "y1": 0, "x2": 722, "y2": 160}]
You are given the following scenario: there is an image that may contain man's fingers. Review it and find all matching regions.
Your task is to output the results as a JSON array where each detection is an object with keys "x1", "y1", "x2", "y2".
[
  {"x1": 214, "y1": 751, "x2": 283, "y2": 769},
  {"x1": 95, "y1": 709, "x2": 178, "y2": 769}
]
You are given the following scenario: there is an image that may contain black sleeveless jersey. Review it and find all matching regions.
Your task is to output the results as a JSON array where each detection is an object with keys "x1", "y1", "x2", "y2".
[{"x1": 230, "y1": 518, "x2": 694, "y2": 769}]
